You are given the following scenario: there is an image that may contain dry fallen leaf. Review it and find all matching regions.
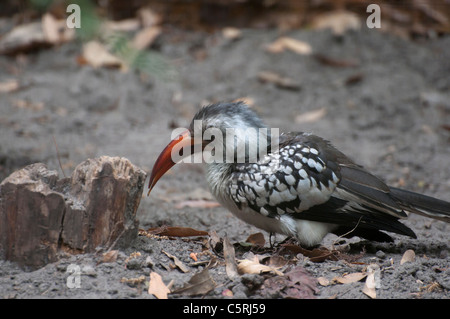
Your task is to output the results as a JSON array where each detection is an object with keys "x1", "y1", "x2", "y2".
[
  {"x1": 238, "y1": 253, "x2": 284, "y2": 276},
  {"x1": 269, "y1": 255, "x2": 290, "y2": 267},
  {"x1": 400, "y1": 249, "x2": 416, "y2": 265},
  {"x1": 245, "y1": 232, "x2": 265, "y2": 247},
  {"x1": 171, "y1": 268, "x2": 216, "y2": 296},
  {"x1": 333, "y1": 272, "x2": 367, "y2": 284},
  {"x1": 132, "y1": 26, "x2": 162, "y2": 50},
  {"x1": 42, "y1": 13, "x2": 60, "y2": 44},
  {"x1": 317, "y1": 277, "x2": 330, "y2": 286},
  {"x1": 295, "y1": 107, "x2": 327, "y2": 124},
  {"x1": 148, "y1": 271, "x2": 170, "y2": 299},
  {"x1": 162, "y1": 250, "x2": 190, "y2": 273},
  {"x1": 0, "y1": 13, "x2": 75, "y2": 55},
  {"x1": 42, "y1": 13, "x2": 75, "y2": 44},
  {"x1": 262, "y1": 266, "x2": 318, "y2": 299},
  {"x1": 265, "y1": 37, "x2": 312, "y2": 55},
  {"x1": 138, "y1": 7, "x2": 163, "y2": 27},
  {"x1": 362, "y1": 264, "x2": 380, "y2": 299},
  {"x1": 103, "y1": 19, "x2": 140, "y2": 32},
  {"x1": 81, "y1": 41, "x2": 126, "y2": 69},
  {"x1": 209, "y1": 230, "x2": 223, "y2": 253},
  {"x1": 222, "y1": 27, "x2": 242, "y2": 40},
  {"x1": 279, "y1": 37, "x2": 313, "y2": 55},
  {"x1": 258, "y1": 71, "x2": 301, "y2": 91},
  {"x1": 283, "y1": 244, "x2": 340, "y2": 262},
  {"x1": 311, "y1": 10, "x2": 361, "y2": 36},
  {"x1": 101, "y1": 250, "x2": 118, "y2": 263},
  {"x1": 0, "y1": 79, "x2": 20, "y2": 93},
  {"x1": 0, "y1": 22, "x2": 45, "y2": 55},
  {"x1": 362, "y1": 272, "x2": 377, "y2": 299},
  {"x1": 147, "y1": 226, "x2": 209, "y2": 237},
  {"x1": 285, "y1": 267, "x2": 319, "y2": 294},
  {"x1": 223, "y1": 236, "x2": 239, "y2": 281}
]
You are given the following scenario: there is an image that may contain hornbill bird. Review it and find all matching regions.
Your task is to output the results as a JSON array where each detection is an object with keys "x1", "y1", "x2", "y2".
[{"x1": 148, "y1": 102, "x2": 450, "y2": 247}]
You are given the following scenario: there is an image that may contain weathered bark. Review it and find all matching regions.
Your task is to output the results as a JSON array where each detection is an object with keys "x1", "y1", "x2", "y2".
[
  {"x1": 0, "y1": 164, "x2": 65, "y2": 268},
  {"x1": 0, "y1": 156, "x2": 147, "y2": 270}
]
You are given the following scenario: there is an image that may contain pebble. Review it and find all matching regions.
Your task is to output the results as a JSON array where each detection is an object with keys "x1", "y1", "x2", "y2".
[
  {"x1": 126, "y1": 258, "x2": 143, "y2": 270},
  {"x1": 82, "y1": 265, "x2": 97, "y2": 277},
  {"x1": 375, "y1": 250, "x2": 386, "y2": 259}
]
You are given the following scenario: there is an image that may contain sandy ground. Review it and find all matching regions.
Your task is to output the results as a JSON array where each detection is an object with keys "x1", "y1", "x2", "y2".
[{"x1": 0, "y1": 26, "x2": 449, "y2": 300}]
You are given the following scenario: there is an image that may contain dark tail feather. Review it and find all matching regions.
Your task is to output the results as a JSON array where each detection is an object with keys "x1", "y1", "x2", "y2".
[{"x1": 390, "y1": 187, "x2": 450, "y2": 223}]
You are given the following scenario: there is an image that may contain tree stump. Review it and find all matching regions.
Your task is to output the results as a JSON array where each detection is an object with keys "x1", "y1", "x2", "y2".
[{"x1": 0, "y1": 156, "x2": 147, "y2": 270}]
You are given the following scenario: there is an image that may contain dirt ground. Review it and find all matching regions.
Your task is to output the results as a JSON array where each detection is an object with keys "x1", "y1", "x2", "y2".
[{"x1": 0, "y1": 24, "x2": 449, "y2": 300}]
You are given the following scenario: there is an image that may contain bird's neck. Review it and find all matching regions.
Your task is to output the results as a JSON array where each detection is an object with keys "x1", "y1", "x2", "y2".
[
  {"x1": 205, "y1": 162, "x2": 234, "y2": 202},
  {"x1": 210, "y1": 126, "x2": 276, "y2": 164},
  {"x1": 203, "y1": 126, "x2": 280, "y2": 200}
]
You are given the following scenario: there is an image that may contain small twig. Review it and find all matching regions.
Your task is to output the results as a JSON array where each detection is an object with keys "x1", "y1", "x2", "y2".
[
  {"x1": 52, "y1": 135, "x2": 66, "y2": 178},
  {"x1": 106, "y1": 222, "x2": 126, "y2": 253},
  {"x1": 332, "y1": 216, "x2": 363, "y2": 248}
]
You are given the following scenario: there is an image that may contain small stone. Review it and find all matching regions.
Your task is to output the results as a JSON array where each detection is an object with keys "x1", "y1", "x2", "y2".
[
  {"x1": 126, "y1": 258, "x2": 143, "y2": 270},
  {"x1": 376, "y1": 250, "x2": 386, "y2": 259},
  {"x1": 400, "y1": 249, "x2": 416, "y2": 265},
  {"x1": 82, "y1": 265, "x2": 97, "y2": 277},
  {"x1": 145, "y1": 256, "x2": 155, "y2": 268}
]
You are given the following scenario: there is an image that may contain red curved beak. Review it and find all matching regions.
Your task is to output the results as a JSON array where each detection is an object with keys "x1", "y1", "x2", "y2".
[{"x1": 148, "y1": 130, "x2": 195, "y2": 195}]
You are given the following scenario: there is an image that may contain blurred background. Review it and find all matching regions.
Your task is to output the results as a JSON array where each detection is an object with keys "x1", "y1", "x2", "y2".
[
  {"x1": 0, "y1": 0, "x2": 449, "y2": 214},
  {"x1": 2, "y1": 0, "x2": 450, "y2": 33}
]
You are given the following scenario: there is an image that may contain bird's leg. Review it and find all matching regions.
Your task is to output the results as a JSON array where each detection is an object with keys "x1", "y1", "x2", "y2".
[{"x1": 268, "y1": 232, "x2": 276, "y2": 248}]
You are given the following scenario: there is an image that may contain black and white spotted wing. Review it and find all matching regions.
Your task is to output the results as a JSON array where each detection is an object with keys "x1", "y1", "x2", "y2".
[{"x1": 226, "y1": 132, "x2": 417, "y2": 239}]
